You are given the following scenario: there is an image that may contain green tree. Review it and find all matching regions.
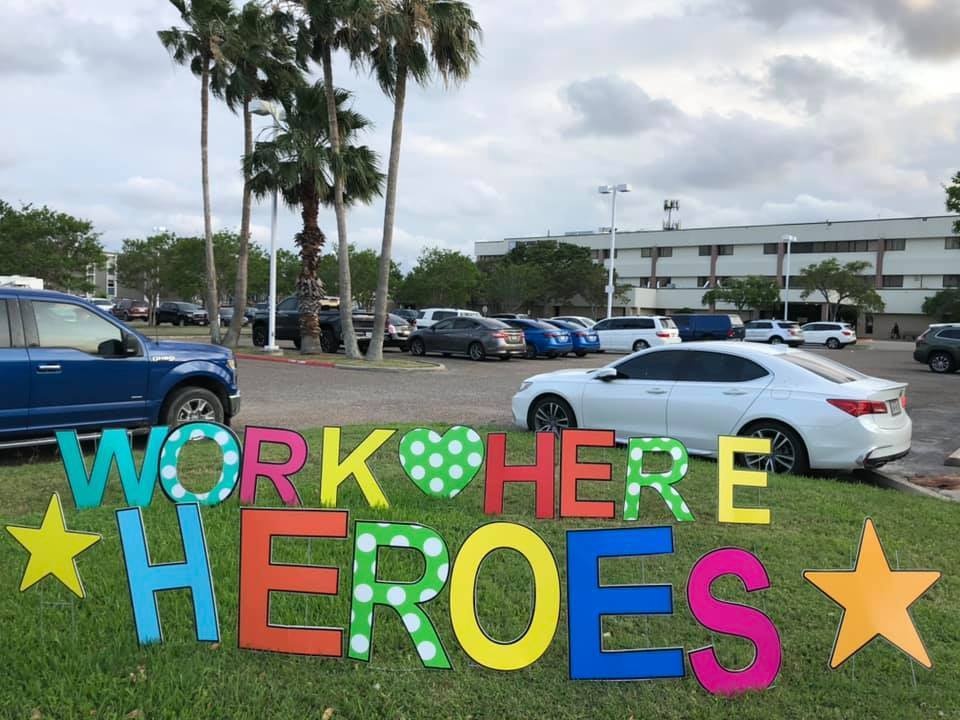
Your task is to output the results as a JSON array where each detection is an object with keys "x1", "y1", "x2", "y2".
[
  {"x1": 582, "y1": 266, "x2": 631, "y2": 318},
  {"x1": 276, "y1": 248, "x2": 301, "y2": 298},
  {"x1": 245, "y1": 82, "x2": 383, "y2": 353},
  {"x1": 702, "y1": 276, "x2": 781, "y2": 315},
  {"x1": 946, "y1": 170, "x2": 960, "y2": 234},
  {"x1": 504, "y1": 242, "x2": 601, "y2": 307},
  {"x1": 922, "y1": 289, "x2": 960, "y2": 322},
  {"x1": 798, "y1": 259, "x2": 885, "y2": 320},
  {"x1": 400, "y1": 248, "x2": 480, "y2": 308},
  {"x1": 481, "y1": 261, "x2": 545, "y2": 313},
  {"x1": 364, "y1": 0, "x2": 482, "y2": 361},
  {"x1": 319, "y1": 244, "x2": 402, "y2": 308},
  {"x1": 0, "y1": 200, "x2": 104, "y2": 293},
  {"x1": 117, "y1": 233, "x2": 175, "y2": 324},
  {"x1": 219, "y1": 2, "x2": 302, "y2": 347},
  {"x1": 158, "y1": 0, "x2": 234, "y2": 344},
  {"x1": 298, "y1": 0, "x2": 380, "y2": 357}
]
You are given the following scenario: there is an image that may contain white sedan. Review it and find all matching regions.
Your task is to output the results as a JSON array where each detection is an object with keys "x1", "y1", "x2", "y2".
[{"x1": 511, "y1": 343, "x2": 910, "y2": 475}]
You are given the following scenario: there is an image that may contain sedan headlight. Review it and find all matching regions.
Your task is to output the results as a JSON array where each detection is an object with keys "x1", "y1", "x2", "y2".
[{"x1": 519, "y1": 381, "x2": 532, "y2": 392}]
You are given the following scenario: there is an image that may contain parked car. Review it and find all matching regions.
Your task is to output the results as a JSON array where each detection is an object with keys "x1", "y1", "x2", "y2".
[
  {"x1": 250, "y1": 296, "x2": 376, "y2": 352},
  {"x1": 541, "y1": 319, "x2": 601, "y2": 356},
  {"x1": 549, "y1": 315, "x2": 596, "y2": 328},
  {"x1": 512, "y1": 342, "x2": 910, "y2": 475},
  {"x1": 385, "y1": 313, "x2": 413, "y2": 351},
  {"x1": 87, "y1": 297, "x2": 116, "y2": 312},
  {"x1": 913, "y1": 323, "x2": 960, "y2": 373},
  {"x1": 501, "y1": 318, "x2": 574, "y2": 359},
  {"x1": 408, "y1": 317, "x2": 525, "y2": 361},
  {"x1": 156, "y1": 302, "x2": 210, "y2": 326},
  {"x1": 591, "y1": 316, "x2": 681, "y2": 352},
  {"x1": 801, "y1": 322, "x2": 857, "y2": 349},
  {"x1": 393, "y1": 308, "x2": 420, "y2": 326},
  {"x1": 416, "y1": 308, "x2": 482, "y2": 329},
  {"x1": 218, "y1": 306, "x2": 251, "y2": 327},
  {"x1": 112, "y1": 298, "x2": 150, "y2": 322},
  {"x1": 489, "y1": 313, "x2": 530, "y2": 320},
  {"x1": 671, "y1": 314, "x2": 745, "y2": 342},
  {"x1": 0, "y1": 288, "x2": 240, "y2": 448},
  {"x1": 744, "y1": 320, "x2": 805, "y2": 346}
]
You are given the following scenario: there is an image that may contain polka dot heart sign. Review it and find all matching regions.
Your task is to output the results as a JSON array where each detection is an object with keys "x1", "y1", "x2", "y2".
[{"x1": 398, "y1": 426, "x2": 485, "y2": 499}]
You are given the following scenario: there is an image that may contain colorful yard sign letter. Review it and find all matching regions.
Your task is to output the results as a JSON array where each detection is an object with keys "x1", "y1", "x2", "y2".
[
  {"x1": 158, "y1": 422, "x2": 242, "y2": 506},
  {"x1": 450, "y1": 523, "x2": 560, "y2": 671},
  {"x1": 560, "y1": 429, "x2": 616, "y2": 519},
  {"x1": 622, "y1": 437, "x2": 695, "y2": 522},
  {"x1": 238, "y1": 508, "x2": 348, "y2": 656},
  {"x1": 348, "y1": 522, "x2": 451, "y2": 668},
  {"x1": 566, "y1": 526, "x2": 684, "y2": 680},
  {"x1": 687, "y1": 548, "x2": 782, "y2": 695},
  {"x1": 116, "y1": 504, "x2": 219, "y2": 645},
  {"x1": 717, "y1": 436, "x2": 771, "y2": 525},
  {"x1": 399, "y1": 426, "x2": 485, "y2": 499},
  {"x1": 239, "y1": 426, "x2": 307, "y2": 506},
  {"x1": 320, "y1": 428, "x2": 395, "y2": 509},
  {"x1": 483, "y1": 432, "x2": 556, "y2": 519},
  {"x1": 57, "y1": 427, "x2": 168, "y2": 508}
]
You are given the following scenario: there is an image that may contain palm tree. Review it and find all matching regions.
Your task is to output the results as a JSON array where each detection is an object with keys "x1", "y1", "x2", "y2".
[
  {"x1": 245, "y1": 82, "x2": 383, "y2": 353},
  {"x1": 219, "y1": 2, "x2": 302, "y2": 347},
  {"x1": 298, "y1": 0, "x2": 377, "y2": 359},
  {"x1": 158, "y1": 0, "x2": 234, "y2": 345},
  {"x1": 363, "y1": 0, "x2": 482, "y2": 361}
]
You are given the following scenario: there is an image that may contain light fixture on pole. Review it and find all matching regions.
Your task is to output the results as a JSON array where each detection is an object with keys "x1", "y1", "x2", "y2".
[
  {"x1": 598, "y1": 183, "x2": 632, "y2": 318},
  {"x1": 251, "y1": 99, "x2": 285, "y2": 353},
  {"x1": 782, "y1": 234, "x2": 796, "y2": 321}
]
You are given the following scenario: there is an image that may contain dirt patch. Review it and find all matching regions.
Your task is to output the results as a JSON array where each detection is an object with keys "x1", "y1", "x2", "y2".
[{"x1": 911, "y1": 475, "x2": 960, "y2": 490}]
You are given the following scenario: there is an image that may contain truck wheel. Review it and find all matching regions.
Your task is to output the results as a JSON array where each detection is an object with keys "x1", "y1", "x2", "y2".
[
  {"x1": 163, "y1": 386, "x2": 224, "y2": 426},
  {"x1": 293, "y1": 337, "x2": 302, "y2": 351},
  {"x1": 319, "y1": 328, "x2": 337, "y2": 353},
  {"x1": 252, "y1": 325, "x2": 267, "y2": 347},
  {"x1": 177, "y1": 316, "x2": 185, "y2": 327}
]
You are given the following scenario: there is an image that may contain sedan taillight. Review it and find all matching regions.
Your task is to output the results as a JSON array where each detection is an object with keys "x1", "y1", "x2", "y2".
[
  {"x1": 491, "y1": 332, "x2": 507, "y2": 339},
  {"x1": 827, "y1": 399, "x2": 888, "y2": 417}
]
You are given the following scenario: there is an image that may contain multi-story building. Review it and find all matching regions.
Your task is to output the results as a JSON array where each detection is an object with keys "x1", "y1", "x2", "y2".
[
  {"x1": 475, "y1": 215, "x2": 960, "y2": 339},
  {"x1": 85, "y1": 252, "x2": 119, "y2": 299}
]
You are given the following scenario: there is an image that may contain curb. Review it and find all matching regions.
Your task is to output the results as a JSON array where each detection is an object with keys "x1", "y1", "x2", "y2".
[
  {"x1": 864, "y1": 470, "x2": 959, "y2": 502},
  {"x1": 235, "y1": 352, "x2": 444, "y2": 373}
]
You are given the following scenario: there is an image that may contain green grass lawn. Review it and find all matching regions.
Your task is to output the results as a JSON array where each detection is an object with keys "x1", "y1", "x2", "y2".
[{"x1": 0, "y1": 426, "x2": 956, "y2": 719}]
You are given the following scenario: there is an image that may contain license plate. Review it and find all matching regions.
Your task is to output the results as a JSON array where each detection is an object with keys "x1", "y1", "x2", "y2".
[
  {"x1": 588, "y1": 335, "x2": 597, "y2": 341},
  {"x1": 358, "y1": 332, "x2": 372, "y2": 339},
  {"x1": 889, "y1": 400, "x2": 901, "y2": 416}
]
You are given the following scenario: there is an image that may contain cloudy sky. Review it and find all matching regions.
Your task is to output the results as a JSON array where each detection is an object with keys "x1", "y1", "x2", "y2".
[{"x1": 2, "y1": 0, "x2": 960, "y2": 270}]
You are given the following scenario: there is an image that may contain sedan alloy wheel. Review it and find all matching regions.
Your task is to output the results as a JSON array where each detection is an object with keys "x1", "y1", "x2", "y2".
[
  {"x1": 530, "y1": 396, "x2": 576, "y2": 435},
  {"x1": 742, "y1": 424, "x2": 806, "y2": 475}
]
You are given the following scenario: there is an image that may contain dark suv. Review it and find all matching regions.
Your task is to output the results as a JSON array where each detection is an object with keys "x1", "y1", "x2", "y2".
[
  {"x1": 914, "y1": 324, "x2": 960, "y2": 373},
  {"x1": 251, "y1": 296, "x2": 377, "y2": 352},
  {"x1": 112, "y1": 298, "x2": 150, "y2": 322},
  {"x1": 670, "y1": 314, "x2": 745, "y2": 341},
  {"x1": 0, "y1": 289, "x2": 240, "y2": 448},
  {"x1": 156, "y1": 301, "x2": 210, "y2": 326}
]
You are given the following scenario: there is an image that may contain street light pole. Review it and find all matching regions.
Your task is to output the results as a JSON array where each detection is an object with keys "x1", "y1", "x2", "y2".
[
  {"x1": 599, "y1": 183, "x2": 631, "y2": 318},
  {"x1": 252, "y1": 100, "x2": 284, "y2": 353},
  {"x1": 782, "y1": 234, "x2": 796, "y2": 321}
]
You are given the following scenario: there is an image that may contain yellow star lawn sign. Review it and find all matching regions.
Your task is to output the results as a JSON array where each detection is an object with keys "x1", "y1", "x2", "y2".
[{"x1": 6, "y1": 493, "x2": 101, "y2": 599}]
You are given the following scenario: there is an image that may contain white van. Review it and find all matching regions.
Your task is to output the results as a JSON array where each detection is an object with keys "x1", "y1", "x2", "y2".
[
  {"x1": 416, "y1": 308, "x2": 482, "y2": 329},
  {"x1": 591, "y1": 316, "x2": 681, "y2": 352}
]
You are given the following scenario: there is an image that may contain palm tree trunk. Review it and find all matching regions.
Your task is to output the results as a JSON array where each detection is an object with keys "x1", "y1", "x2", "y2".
[
  {"x1": 321, "y1": 45, "x2": 360, "y2": 359},
  {"x1": 297, "y1": 182, "x2": 325, "y2": 354},
  {"x1": 200, "y1": 56, "x2": 221, "y2": 345},
  {"x1": 224, "y1": 97, "x2": 253, "y2": 348},
  {"x1": 367, "y1": 65, "x2": 408, "y2": 362}
]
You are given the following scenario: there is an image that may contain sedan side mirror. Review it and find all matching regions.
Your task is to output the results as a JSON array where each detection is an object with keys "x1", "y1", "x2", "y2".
[{"x1": 594, "y1": 367, "x2": 618, "y2": 382}]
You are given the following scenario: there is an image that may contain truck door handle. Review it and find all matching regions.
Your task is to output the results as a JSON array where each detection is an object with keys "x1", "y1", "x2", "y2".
[{"x1": 37, "y1": 364, "x2": 62, "y2": 373}]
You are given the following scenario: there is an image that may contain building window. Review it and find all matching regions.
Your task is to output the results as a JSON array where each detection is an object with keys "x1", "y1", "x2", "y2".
[
  {"x1": 882, "y1": 275, "x2": 904, "y2": 288},
  {"x1": 641, "y1": 248, "x2": 652, "y2": 258},
  {"x1": 657, "y1": 277, "x2": 673, "y2": 288},
  {"x1": 697, "y1": 276, "x2": 712, "y2": 288},
  {"x1": 947, "y1": 237, "x2": 960, "y2": 250},
  {"x1": 860, "y1": 275, "x2": 875, "y2": 287},
  {"x1": 716, "y1": 276, "x2": 730, "y2": 287},
  {"x1": 717, "y1": 244, "x2": 734, "y2": 256},
  {"x1": 763, "y1": 242, "x2": 778, "y2": 255},
  {"x1": 698, "y1": 245, "x2": 712, "y2": 256},
  {"x1": 637, "y1": 277, "x2": 650, "y2": 288},
  {"x1": 945, "y1": 275, "x2": 960, "y2": 288},
  {"x1": 884, "y1": 238, "x2": 905, "y2": 251},
  {"x1": 658, "y1": 247, "x2": 673, "y2": 258},
  {"x1": 788, "y1": 240, "x2": 871, "y2": 254}
]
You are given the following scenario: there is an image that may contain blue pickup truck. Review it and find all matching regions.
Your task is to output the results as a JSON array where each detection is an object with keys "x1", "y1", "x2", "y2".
[{"x1": 0, "y1": 288, "x2": 240, "y2": 449}]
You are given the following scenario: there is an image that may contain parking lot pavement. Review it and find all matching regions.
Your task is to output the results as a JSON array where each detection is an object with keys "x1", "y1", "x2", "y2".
[{"x1": 236, "y1": 341, "x2": 957, "y2": 484}]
